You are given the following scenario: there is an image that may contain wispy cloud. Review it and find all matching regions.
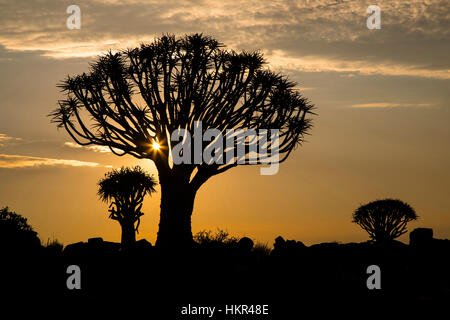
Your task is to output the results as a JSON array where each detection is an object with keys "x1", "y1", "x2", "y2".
[
  {"x1": 64, "y1": 142, "x2": 114, "y2": 153},
  {"x1": 0, "y1": 133, "x2": 22, "y2": 147},
  {"x1": 267, "y1": 51, "x2": 450, "y2": 80},
  {"x1": 350, "y1": 103, "x2": 433, "y2": 108},
  {"x1": 0, "y1": 153, "x2": 102, "y2": 168},
  {"x1": 0, "y1": 0, "x2": 448, "y2": 80},
  {"x1": 295, "y1": 87, "x2": 316, "y2": 91}
]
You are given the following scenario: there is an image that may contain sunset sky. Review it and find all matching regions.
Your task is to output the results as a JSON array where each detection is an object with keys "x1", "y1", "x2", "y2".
[{"x1": 0, "y1": 0, "x2": 449, "y2": 246}]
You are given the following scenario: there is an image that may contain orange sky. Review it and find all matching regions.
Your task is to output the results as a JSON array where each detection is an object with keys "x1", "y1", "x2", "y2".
[{"x1": 0, "y1": 0, "x2": 449, "y2": 246}]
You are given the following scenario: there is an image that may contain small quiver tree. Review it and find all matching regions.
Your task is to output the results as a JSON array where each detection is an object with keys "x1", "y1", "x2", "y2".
[
  {"x1": 352, "y1": 199, "x2": 418, "y2": 243},
  {"x1": 97, "y1": 166, "x2": 157, "y2": 249}
]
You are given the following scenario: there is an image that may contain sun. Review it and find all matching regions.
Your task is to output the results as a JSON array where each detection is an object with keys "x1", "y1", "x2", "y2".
[{"x1": 152, "y1": 141, "x2": 161, "y2": 150}]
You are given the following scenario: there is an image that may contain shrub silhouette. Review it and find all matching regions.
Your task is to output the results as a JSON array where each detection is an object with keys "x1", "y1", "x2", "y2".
[
  {"x1": 253, "y1": 242, "x2": 272, "y2": 256},
  {"x1": 0, "y1": 206, "x2": 40, "y2": 250},
  {"x1": 352, "y1": 199, "x2": 418, "y2": 243},
  {"x1": 50, "y1": 33, "x2": 316, "y2": 247},
  {"x1": 44, "y1": 237, "x2": 64, "y2": 254},
  {"x1": 97, "y1": 166, "x2": 157, "y2": 248},
  {"x1": 194, "y1": 229, "x2": 239, "y2": 248}
]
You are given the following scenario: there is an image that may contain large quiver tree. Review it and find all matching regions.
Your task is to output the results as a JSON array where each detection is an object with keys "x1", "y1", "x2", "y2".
[{"x1": 50, "y1": 34, "x2": 316, "y2": 247}]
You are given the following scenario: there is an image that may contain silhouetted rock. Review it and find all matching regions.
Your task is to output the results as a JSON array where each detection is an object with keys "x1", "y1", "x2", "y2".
[
  {"x1": 390, "y1": 240, "x2": 408, "y2": 248},
  {"x1": 288, "y1": 239, "x2": 306, "y2": 249},
  {"x1": 237, "y1": 237, "x2": 254, "y2": 251},
  {"x1": 63, "y1": 241, "x2": 87, "y2": 255},
  {"x1": 410, "y1": 228, "x2": 433, "y2": 247},
  {"x1": 64, "y1": 239, "x2": 122, "y2": 257},
  {"x1": 88, "y1": 237, "x2": 104, "y2": 246},
  {"x1": 273, "y1": 236, "x2": 286, "y2": 250},
  {"x1": 135, "y1": 239, "x2": 152, "y2": 250},
  {"x1": 340, "y1": 242, "x2": 363, "y2": 249},
  {"x1": 309, "y1": 242, "x2": 340, "y2": 250},
  {"x1": 431, "y1": 238, "x2": 450, "y2": 250},
  {"x1": 102, "y1": 241, "x2": 121, "y2": 251},
  {"x1": 272, "y1": 236, "x2": 307, "y2": 257}
]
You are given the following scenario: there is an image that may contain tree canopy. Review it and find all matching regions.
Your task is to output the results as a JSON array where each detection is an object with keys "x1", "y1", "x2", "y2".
[
  {"x1": 0, "y1": 206, "x2": 35, "y2": 233},
  {"x1": 98, "y1": 166, "x2": 156, "y2": 225},
  {"x1": 352, "y1": 199, "x2": 418, "y2": 243},
  {"x1": 98, "y1": 166, "x2": 157, "y2": 247},
  {"x1": 50, "y1": 33, "x2": 315, "y2": 187},
  {"x1": 0, "y1": 206, "x2": 40, "y2": 249}
]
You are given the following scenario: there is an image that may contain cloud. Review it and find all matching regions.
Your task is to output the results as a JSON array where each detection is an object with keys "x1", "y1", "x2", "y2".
[
  {"x1": 0, "y1": 0, "x2": 448, "y2": 79},
  {"x1": 295, "y1": 87, "x2": 316, "y2": 91},
  {"x1": 64, "y1": 142, "x2": 113, "y2": 153},
  {"x1": 267, "y1": 51, "x2": 450, "y2": 80},
  {"x1": 0, "y1": 138, "x2": 113, "y2": 168},
  {"x1": 0, "y1": 153, "x2": 102, "y2": 168},
  {"x1": 350, "y1": 103, "x2": 433, "y2": 108},
  {"x1": 0, "y1": 133, "x2": 22, "y2": 147}
]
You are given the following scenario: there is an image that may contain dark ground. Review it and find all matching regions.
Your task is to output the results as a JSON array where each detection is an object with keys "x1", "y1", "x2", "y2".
[{"x1": 1, "y1": 232, "x2": 449, "y2": 317}]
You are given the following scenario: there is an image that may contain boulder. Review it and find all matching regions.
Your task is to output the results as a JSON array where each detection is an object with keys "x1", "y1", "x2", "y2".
[
  {"x1": 410, "y1": 228, "x2": 433, "y2": 247},
  {"x1": 88, "y1": 237, "x2": 104, "y2": 246},
  {"x1": 237, "y1": 237, "x2": 254, "y2": 251},
  {"x1": 273, "y1": 236, "x2": 306, "y2": 252},
  {"x1": 63, "y1": 241, "x2": 87, "y2": 255},
  {"x1": 135, "y1": 239, "x2": 152, "y2": 249},
  {"x1": 273, "y1": 236, "x2": 286, "y2": 250}
]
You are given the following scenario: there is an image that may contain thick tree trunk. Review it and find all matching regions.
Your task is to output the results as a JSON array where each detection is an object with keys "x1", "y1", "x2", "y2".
[
  {"x1": 155, "y1": 179, "x2": 197, "y2": 248},
  {"x1": 120, "y1": 219, "x2": 136, "y2": 249}
]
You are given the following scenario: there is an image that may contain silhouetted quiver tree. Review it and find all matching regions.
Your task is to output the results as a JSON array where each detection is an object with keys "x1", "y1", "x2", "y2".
[
  {"x1": 98, "y1": 166, "x2": 156, "y2": 248},
  {"x1": 50, "y1": 34, "x2": 316, "y2": 247},
  {"x1": 352, "y1": 199, "x2": 418, "y2": 243}
]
